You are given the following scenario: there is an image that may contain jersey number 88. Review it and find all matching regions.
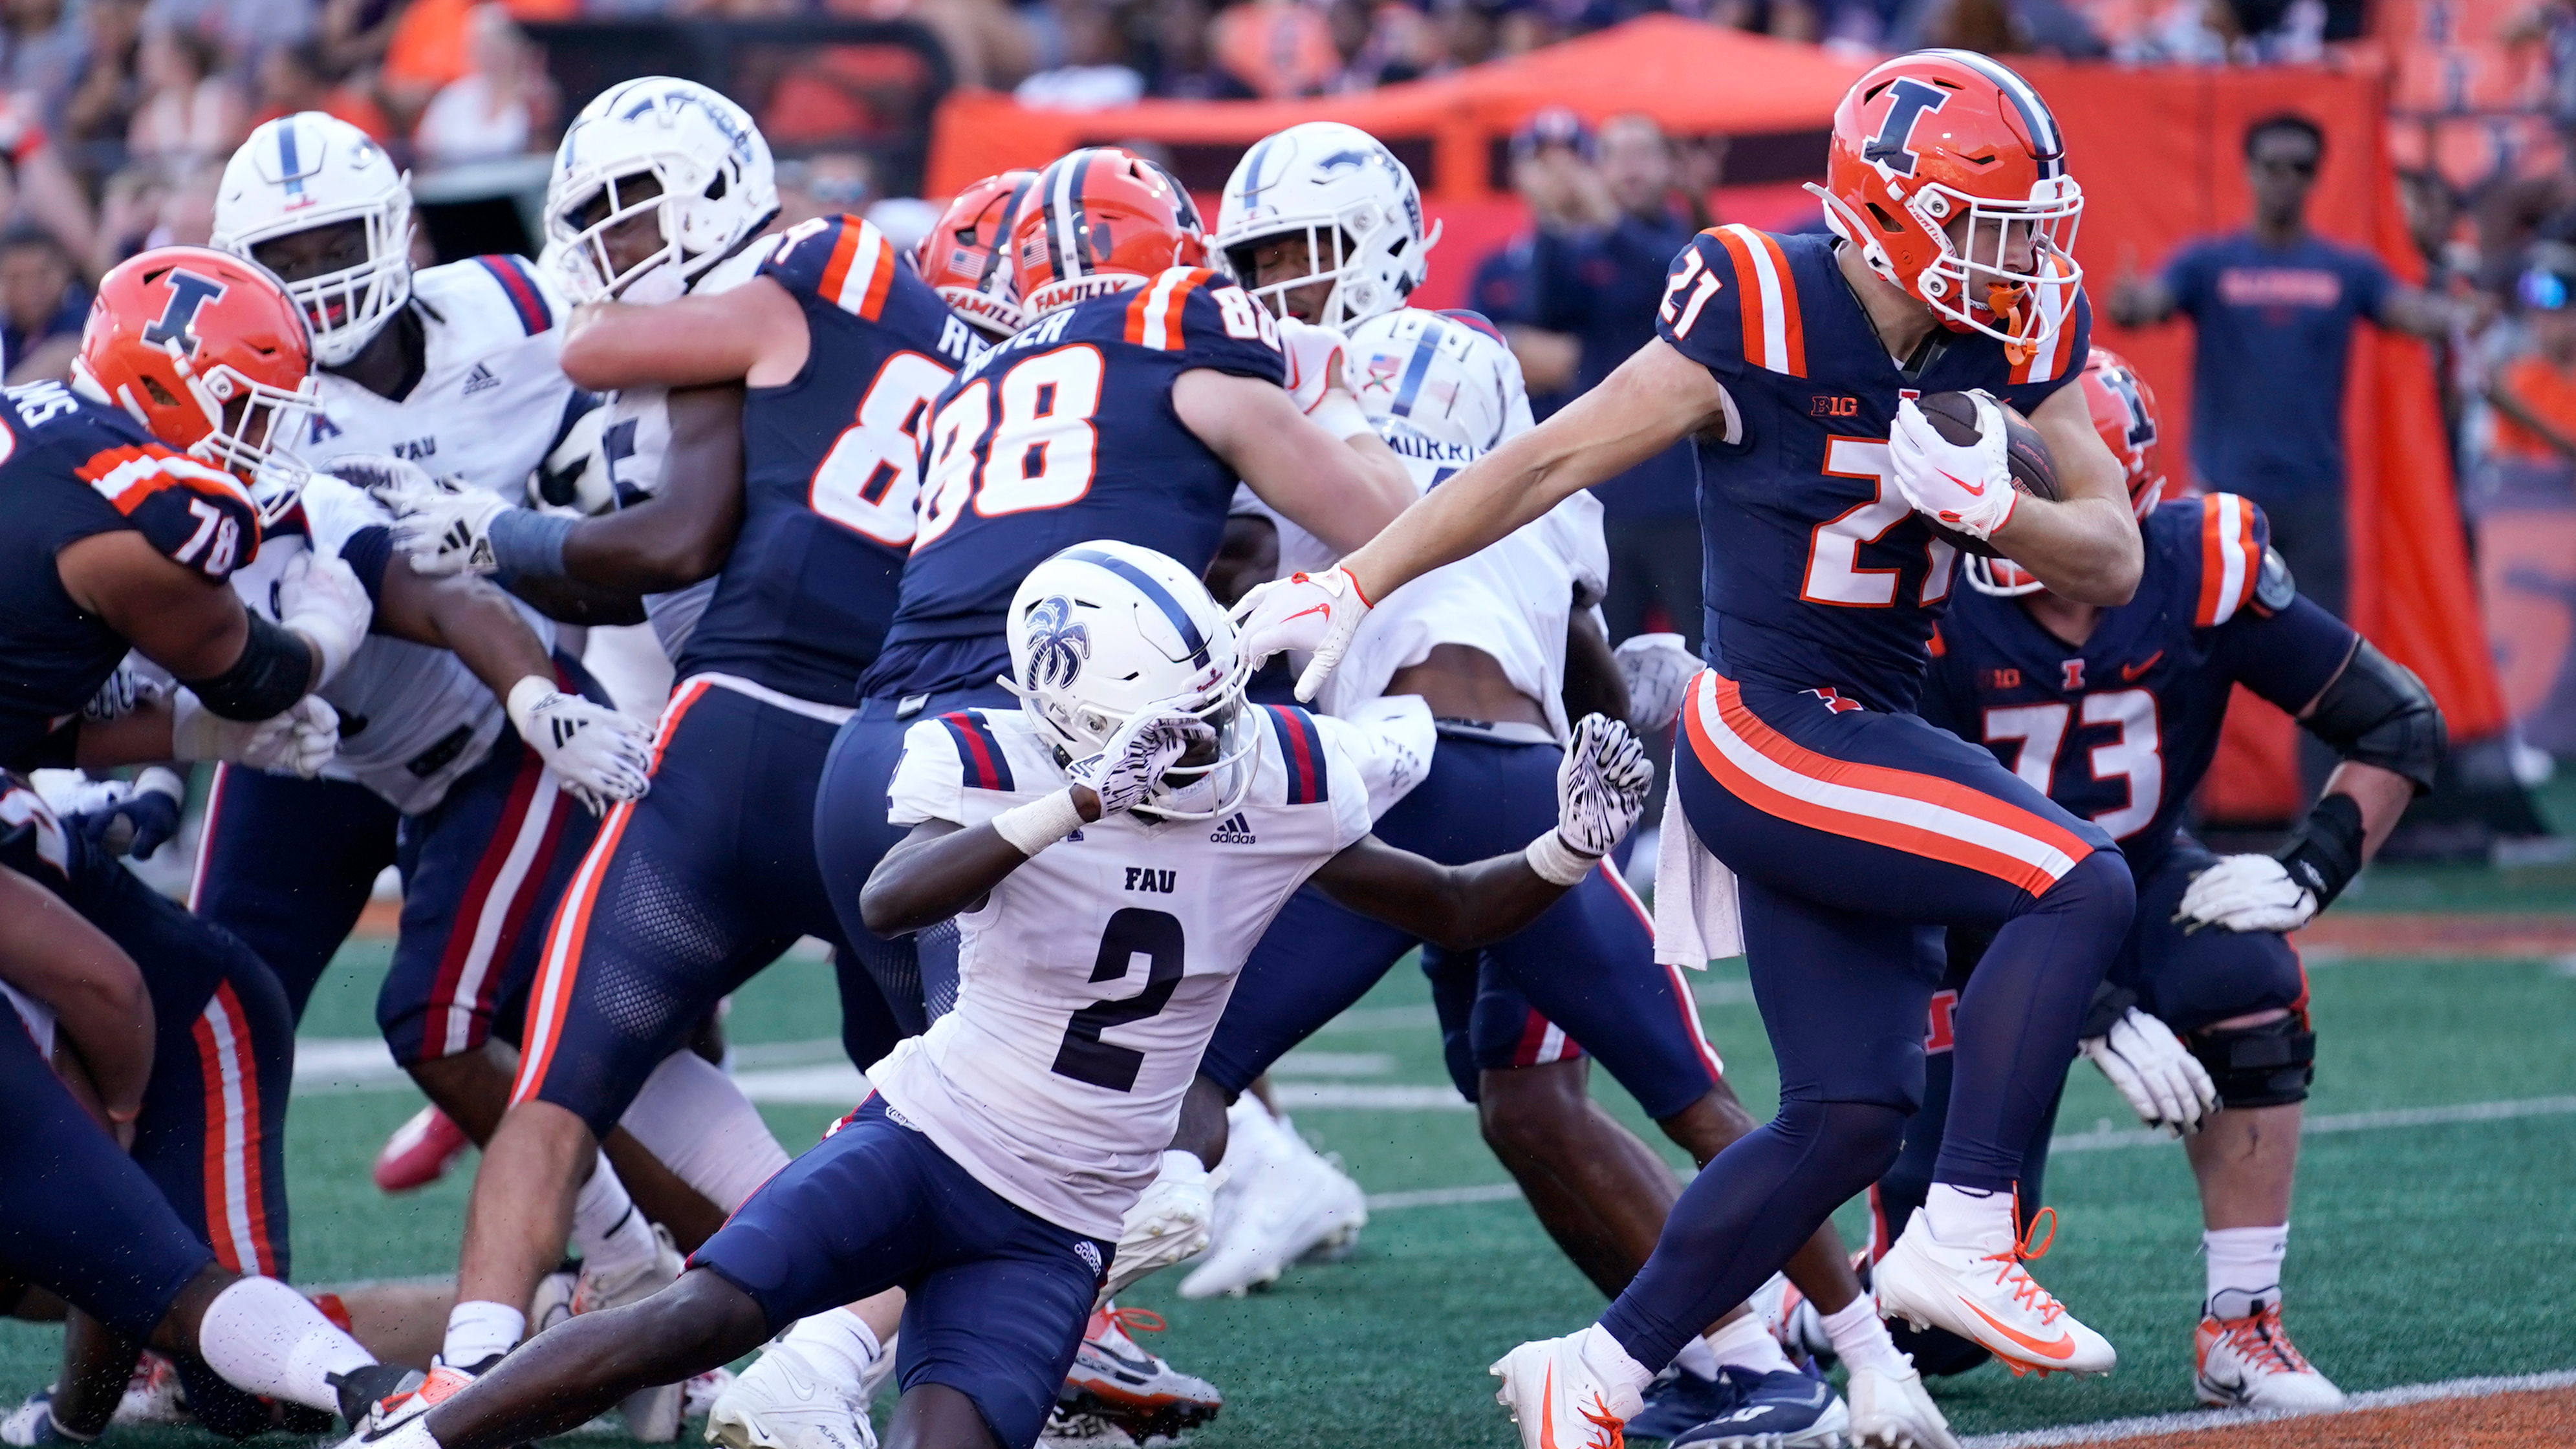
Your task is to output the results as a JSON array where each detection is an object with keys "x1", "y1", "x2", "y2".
[{"x1": 913, "y1": 346, "x2": 1107, "y2": 552}]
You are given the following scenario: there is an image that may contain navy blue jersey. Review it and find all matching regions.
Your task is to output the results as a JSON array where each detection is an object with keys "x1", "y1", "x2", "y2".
[
  {"x1": 1656, "y1": 226, "x2": 2091, "y2": 713},
  {"x1": 674, "y1": 215, "x2": 984, "y2": 704},
  {"x1": 0, "y1": 381, "x2": 263, "y2": 769},
  {"x1": 1919, "y1": 493, "x2": 2358, "y2": 875},
  {"x1": 861, "y1": 267, "x2": 1288, "y2": 699}
]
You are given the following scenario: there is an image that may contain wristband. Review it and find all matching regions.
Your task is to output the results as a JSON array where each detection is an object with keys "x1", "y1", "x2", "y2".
[
  {"x1": 134, "y1": 766, "x2": 185, "y2": 804},
  {"x1": 2276, "y1": 791, "x2": 2366, "y2": 908},
  {"x1": 1522, "y1": 829, "x2": 1597, "y2": 887},
  {"x1": 504, "y1": 675, "x2": 558, "y2": 738},
  {"x1": 991, "y1": 789, "x2": 1086, "y2": 857},
  {"x1": 1310, "y1": 391, "x2": 1373, "y2": 441},
  {"x1": 489, "y1": 507, "x2": 576, "y2": 578}
]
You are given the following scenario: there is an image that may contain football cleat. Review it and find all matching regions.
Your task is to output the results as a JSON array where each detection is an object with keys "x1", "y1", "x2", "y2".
[
  {"x1": 2194, "y1": 1300, "x2": 2344, "y2": 1411},
  {"x1": 1058, "y1": 1304, "x2": 1222, "y2": 1443},
  {"x1": 351, "y1": 1356, "x2": 487, "y2": 1441},
  {"x1": 1669, "y1": 1368, "x2": 1846, "y2": 1449},
  {"x1": 1843, "y1": 1361, "x2": 1956, "y2": 1449},
  {"x1": 528, "y1": 1260, "x2": 579, "y2": 1338},
  {"x1": 1177, "y1": 1110, "x2": 1367, "y2": 1300},
  {"x1": 573, "y1": 1224, "x2": 687, "y2": 1440},
  {"x1": 707, "y1": 1343, "x2": 874, "y2": 1449},
  {"x1": 684, "y1": 1368, "x2": 737, "y2": 1421},
  {"x1": 1873, "y1": 1207, "x2": 2113, "y2": 1379},
  {"x1": 1101, "y1": 1156, "x2": 1216, "y2": 1302},
  {"x1": 1489, "y1": 1333, "x2": 1642, "y2": 1449},
  {"x1": 1623, "y1": 1366, "x2": 1738, "y2": 1441},
  {"x1": 114, "y1": 1351, "x2": 193, "y2": 1426},
  {"x1": 329, "y1": 1364, "x2": 424, "y2": 1429},
  {"x1": 372, "y1": 1104, "x2": 473, "y2": 1193},
  {"x1": 2, "y1": 1391, "x2": 75, "y2": 1446}
]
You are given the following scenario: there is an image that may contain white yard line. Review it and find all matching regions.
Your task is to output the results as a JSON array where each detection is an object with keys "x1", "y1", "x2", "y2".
[{"x1": 1958, "y1": 1368, "x2": 2576, "y2": 1446}]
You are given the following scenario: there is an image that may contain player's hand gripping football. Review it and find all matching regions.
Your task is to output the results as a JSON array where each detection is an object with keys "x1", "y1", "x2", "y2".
[
  {"x1": 2081, "y1": 1006, "x2": 2218, "y2": 1137},
  {"x1": 1068, "y1": 706, "x2": 1216, "y2": 818},
  {"x1": 507, "y1": 679, "x2": 653, "y2": 816},
  {"x1": 171, "y1": 691, "x2": 341, "y2": 778},
  {"x1": 1888, "y1": 391, "x2": 2019, "y2": 541},
  {"x1": 2176, "y1": 853, "x2": 2319, "y2": 934},
  {"x1": 352, "y1": 452, "x2": 513, "y2": 577},
  {"x1": 1231, "y1": 566, "x2": 1372, "y2": 702},
  {"x1": 1612, "y1": 632, "x2": 1702, "y2": 733}
]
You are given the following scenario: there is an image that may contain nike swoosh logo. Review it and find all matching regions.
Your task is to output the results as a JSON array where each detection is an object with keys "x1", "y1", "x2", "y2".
[
  {"x1": 1939, "y1": 467, "x2": 1987, "y2": 497},
  {"x1": 1283, "y1": 603, "x2": 1332, "y2": 626},
  {"x1": 1538, "y1": 1365, "x2": 1561, "y2": 1449},
  {"x1": 1960, "y1": 1298, "x2": 2077, "y2": 1360},
  {"x1": 2121, "y1": 650, "x2": 2164, "y2": 681}
]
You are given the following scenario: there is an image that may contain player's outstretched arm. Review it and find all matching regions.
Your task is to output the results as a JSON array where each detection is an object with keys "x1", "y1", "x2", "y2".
[
  {"x1": 558, "y1": 277, "x2": 810, "y2": 392},
  {"x1": 1310, "y1": 714, "x2": 1652, "y2": 949},
  {"x1": 58, "y1": 533, "x2": 369, "y2": 719},
  {"x1": 0, "y1": 866, "x2": 153, "y2": 1136},
  {"x1": 1174, "y1": 369, "x2": 1412, "y2": 555}
]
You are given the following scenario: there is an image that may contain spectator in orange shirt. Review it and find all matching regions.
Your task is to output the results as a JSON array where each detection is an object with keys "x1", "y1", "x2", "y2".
[
  {"x1": 1211, "y1": 0, "x2": 1341, "y2": 96},
  {"x1": 2489, "y1": 262, "x2": 2576, "y2": 467}
]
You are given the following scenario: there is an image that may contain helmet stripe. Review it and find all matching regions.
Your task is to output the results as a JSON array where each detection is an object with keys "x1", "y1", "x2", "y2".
[
  {"x1": 1930, "y1": 50, "x2": 2064, "y2": 173},
  {"x1": 1238, "y1": 133, "x2": 1284, "y2": 215},
  {"x1": 1062, "y1": 546, "x2": 1211, "y2": 668},
  {"x1": 979, "y1": 173, "x2": 1036, "y2": 294},
  {"x1": 1047, "y1": 151, "x2": 1093, "y2": 282},
  {"x1": 1389, "y1": 315, "x2": 1446, "y2": 419}
]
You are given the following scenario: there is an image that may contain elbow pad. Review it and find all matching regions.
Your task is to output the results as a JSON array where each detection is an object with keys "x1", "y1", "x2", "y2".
[
  {"x1": 2304, "y1": 639, "x2": 2445, "y2": 794},
  {"x1": 177, "y1": 613, "x2": 314, "y2": 722}
]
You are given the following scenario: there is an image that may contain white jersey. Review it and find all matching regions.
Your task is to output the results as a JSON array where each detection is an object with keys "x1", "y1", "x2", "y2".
[
  {"x1": 235, "y1": 475, "x2": 550, "y2": 815},
  {"x1": 296, "y1": 255, "x2": 579, "y2": 499},
  {"x1": 871, "y1": 704, "x2": 1374, "y2": 1239}
]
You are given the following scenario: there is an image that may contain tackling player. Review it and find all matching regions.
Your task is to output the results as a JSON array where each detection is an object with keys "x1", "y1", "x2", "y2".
[
  {"x1": 336, "y1": 540, "x2": 1653, "y2": 1449},
  {"x1": 1872, "y1": 348, "x2": 2439, "y2": 1409},
  {"x1": 1239, "y1": 51, "x2": 2144, "y2": 1449}
]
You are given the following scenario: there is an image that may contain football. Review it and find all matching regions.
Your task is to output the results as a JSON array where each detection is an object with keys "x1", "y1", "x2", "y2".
[{"x1": 1915, "y1": 391, "x2": 2061, "y2": 558}]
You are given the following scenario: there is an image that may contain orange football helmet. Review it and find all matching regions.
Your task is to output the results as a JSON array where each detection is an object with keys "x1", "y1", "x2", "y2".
[
  {"x1": 78, "y1": 246, "x2": 317, "y2": 519},
  {"x1": 1966, "y1": 347, "x2": 2163, "y2": 598},
  {"x1": 1810, "y1": 50, "x2": 2083, "y2": 360},
  {"x1": 918, "y1": 169, "x2": 1038, "y2": 339},
  {"x1": 1010, "y1": 148, "x2": 1209, "y2": 319}
]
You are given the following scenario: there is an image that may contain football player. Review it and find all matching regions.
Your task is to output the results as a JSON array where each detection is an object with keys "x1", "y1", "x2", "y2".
[
  {"x1": 1196, "y1": 121, "x2": 1878, "y2": 1444},
  {"x1": 337, "y1": 540, "x2": 1652, "y2": 1449},
  {"x1": 365, "y1": 77, "x2": 973, "y2": 1422},
  {"x1": 1239, "y1": 50, "x2": 2147, "y2": 1449},
  {"x1": 1870, "y1": 348, "x2": 2439, "y2": 1409}
]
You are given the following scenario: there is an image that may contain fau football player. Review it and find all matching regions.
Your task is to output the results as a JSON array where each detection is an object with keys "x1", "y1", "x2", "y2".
[
  {"x1": 366, "y1": 77, "x2": 976, "y2": 1432},
  {"x1": 1874, "y1": 349, "x2": 2438, "y2": 1410},
  {"x1": 1242, "y1": 51, "x2": 2147, "y2": 1449},
  {"x1": 334, "y1": 540, "x2": 1651, "y2": 1449},
  {"x1": 1198, "y1": 122, "x2": 1876, "y2": 1445}
]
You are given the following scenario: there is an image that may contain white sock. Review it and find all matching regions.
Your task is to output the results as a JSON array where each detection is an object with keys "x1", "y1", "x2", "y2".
[
  {"x1": 1668, "y1": 1335, "x2": 1720, "y2": 1382},
  {"x1": 1923, "y1": 1182, "x2": 2013, "y2": 1248},
  {"x1": 1703, "y1": 1311, "x2": 1792, "y2": 1377},
  {"x1": 618, "y1": 1051, "x2": 792, "y2": 1211},
  {"x1": 195, "y1": 1276, "x2": 375, "y2": 1412},
  {"x1": 1575, "y1": 1322, "x2": 1658, "y2": 1396},
  {"x1": 1819, "y1": 1294, "x2": 1909, "y2": 1377},
  {"x1": 779, "y1": 1308, "x2": 883, "y2": 1391},
  {"x1": 572, "y1": 1156, "x2": 658, "y2": 1282},
  {"x1": 2203, "y1": 1225, "x2": 2289, "y2": 1318},
  {"x1": 441, "y1": 1300, "x2": 525, "y2": 1368}
]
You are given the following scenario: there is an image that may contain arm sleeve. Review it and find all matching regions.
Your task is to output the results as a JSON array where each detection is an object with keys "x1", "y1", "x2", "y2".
[{"x1": 885, "y1": 718, "x2": 971, "y2": 827}]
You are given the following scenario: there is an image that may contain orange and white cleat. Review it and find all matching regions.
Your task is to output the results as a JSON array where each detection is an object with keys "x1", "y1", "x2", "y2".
[
  {"x1": 2194, "y1": 1298, "x2": 2343, "y2": 1411},
  {"x1": 371, "y1": 1105, "x2": 473, "y2": 1193},
  {"x1": 1872, "y1": 1206, "x2": 2114, "y2": 1379},
  {"x1": 1057, "y1": 1304, "x2": 1221, "y2": 1444},
  {"x1": 1489, "y1": 1333, "x2": 1642, "y2": 1449}
]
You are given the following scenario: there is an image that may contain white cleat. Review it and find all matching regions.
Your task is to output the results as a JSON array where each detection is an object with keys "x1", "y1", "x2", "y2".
[
  {"x1": 707, "y1": 1343, "x2": 876, "y2": 1449},
  {"x1": 1872, "y1": 1208, "x2": 2114, "y2": 1379},
  {"x1": 1177, "y1": 1110, "x2": 1366, "y2": 1300},
  {"x1": 575, "y1": 1224, "x2": 688, "y2": 1440},
  {"x1": 1100, "y1": 1153, "x2": 1216, "y2": 1302},
  {"x1": 2194, "y1": 1301, "x2": 2344, "y2": 1412},
  {"x1": 1489, "y1": 1335, "x2": 1641, "y2": 1449},
  {"x1": 114, "y1": 1351, "x2": 192, "y2": 1427},
  {"x1": 1843, "y1": 1361, "x2": 1958, "y2": 1449}
]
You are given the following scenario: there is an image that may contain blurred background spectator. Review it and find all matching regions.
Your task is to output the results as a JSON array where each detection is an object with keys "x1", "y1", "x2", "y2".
[
  {"x1": 412, "y1": 3, "x2": 554, "y2": 161},
  {"x1": 0, "y1": 221, "x2": 80, "y2": 381},
  {"x1": 125, "y1": 21, "x2": 244, "y2": 164}
]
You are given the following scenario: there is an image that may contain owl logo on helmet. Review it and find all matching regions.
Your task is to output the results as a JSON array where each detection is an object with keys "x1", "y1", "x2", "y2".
[{"x1": 1022, "y1": 596, "x2": 1090, "y2": 689}]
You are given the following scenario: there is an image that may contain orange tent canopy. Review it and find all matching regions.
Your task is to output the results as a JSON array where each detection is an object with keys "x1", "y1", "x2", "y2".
[{"x1": 928, "y1": 16, "x2": 1869, "y2": 199}]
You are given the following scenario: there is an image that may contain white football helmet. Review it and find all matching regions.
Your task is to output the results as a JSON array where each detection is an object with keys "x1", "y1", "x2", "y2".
[
  {"x1": 1215, "y1": 122, "x2": 1437, "y2": 330},
  {"x1": 1002, "y1": 541, "x2": 1261, "y2": 821},
  {"x1": 1346, "y1": 308, "x2": 1528, "y2": 462},
  {"x1": 543, "y1": 78, "x2": 777, "y2": 306},
  {"x1": 210, "y1": 113, "x2": 413, "y2": 367}
]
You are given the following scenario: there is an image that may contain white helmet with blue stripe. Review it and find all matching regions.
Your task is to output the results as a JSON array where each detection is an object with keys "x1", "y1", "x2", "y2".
[
  {"x1": 1215, "y1": 122, "x2": 1438, "y2": 330},
  {"x1": 542, "y1": 77, "x2": 777, "y2": 306},
  {"x1": 1003, "y1": 540, "x2": 1261, "y2": 820},
  {"x1": 210, "y1": 112, "x2": 413, "y2": 367},
  {"x1": 1345, "y1": 308, "x2": 1526, "y2": 466}
]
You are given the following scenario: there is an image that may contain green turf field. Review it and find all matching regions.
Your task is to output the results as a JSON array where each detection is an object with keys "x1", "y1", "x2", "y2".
[{"x1": 5, "y1": 865, "x2": 2574, "y2": 1446}]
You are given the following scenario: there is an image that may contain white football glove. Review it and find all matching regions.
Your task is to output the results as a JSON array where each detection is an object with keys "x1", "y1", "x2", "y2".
[
  {"x1": 1554, "y1": 713, "x2": 1654, "y2": 857},
  {"x1": 1231, "y1": 566, "x2": 1373, "y2": 702},
  {"x1": 506, "y1": 678, "x2": 653, "y2": 817},
  {"x1": 356, "y1": 453, "x2": 512, "y2": 577},
  {"x1": 2081, "y1": 1006, "x2": 2218, "y2": 1136},
  {"x1": 2176, "y1": 853, "x2": 2318, "y2": 934},
  {"x1": 1068, "y1": 707, "x2": 1213, "y2": 818},
  {"x1": 1612, "y1": 632, "x2": 1700, "y2": 733},
  {"x1": 276, "y1": 550, "x2": 374, "y2": 687},
  {"x1": 171, "y1": 691, "x2": 341, "y2": 778},
  {"x1": 1274, "y1": 316, "x2": 1351, "y2": 414},
  {"x1": 1887, "y1": 392, "x2": 2019, "y2": 541},
  {"x1": 81, "y1": 659, "x2": 162, "y2": 722}
]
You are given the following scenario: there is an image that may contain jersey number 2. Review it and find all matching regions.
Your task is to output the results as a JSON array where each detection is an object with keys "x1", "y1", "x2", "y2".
[
  {"x1": 1052, "y1": 907, "x2": 1184, "y2": 1093},
  {"x1": 1803, "y1": 437, "x2": 1955, "y2": 607}
]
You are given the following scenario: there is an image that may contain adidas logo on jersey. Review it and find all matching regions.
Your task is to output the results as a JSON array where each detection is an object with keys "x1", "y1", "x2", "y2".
[
  {"x1": 462, "y1": 363, "x2": 501, "y2": 396},
  {"x1": 1208, "y1": 813, "x2": 1257, "y2": 844},
  {"x1": 1074, "y1": 1241, "x2": 1103, "y2": 1278}
]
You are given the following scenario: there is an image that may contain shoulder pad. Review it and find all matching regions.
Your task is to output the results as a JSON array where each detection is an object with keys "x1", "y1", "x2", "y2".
[
  {"x1": 462, "y1": 255, "x2": 559, "y2": 337},
  {"x1": 76, "y1": 442, "x2": 259, "y2": 581},
  {"x1": 2187, "y1": 492, "x2": 2269, "y2": 628},
  {"x1": 763, "y1": 214, "x2": 902, "y2": 321},
  {"x1": 1257, "y1": 703, "x2": 1330, "y2": 805},
  {"x1": 1656, "y1": 226, "x2": 1794, "y2": 378}
]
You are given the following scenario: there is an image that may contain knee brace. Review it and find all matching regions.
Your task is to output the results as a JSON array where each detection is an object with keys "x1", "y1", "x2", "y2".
[{"x1": 2187, "y1": 1016, "x2": 2315, "y2": 1109}]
